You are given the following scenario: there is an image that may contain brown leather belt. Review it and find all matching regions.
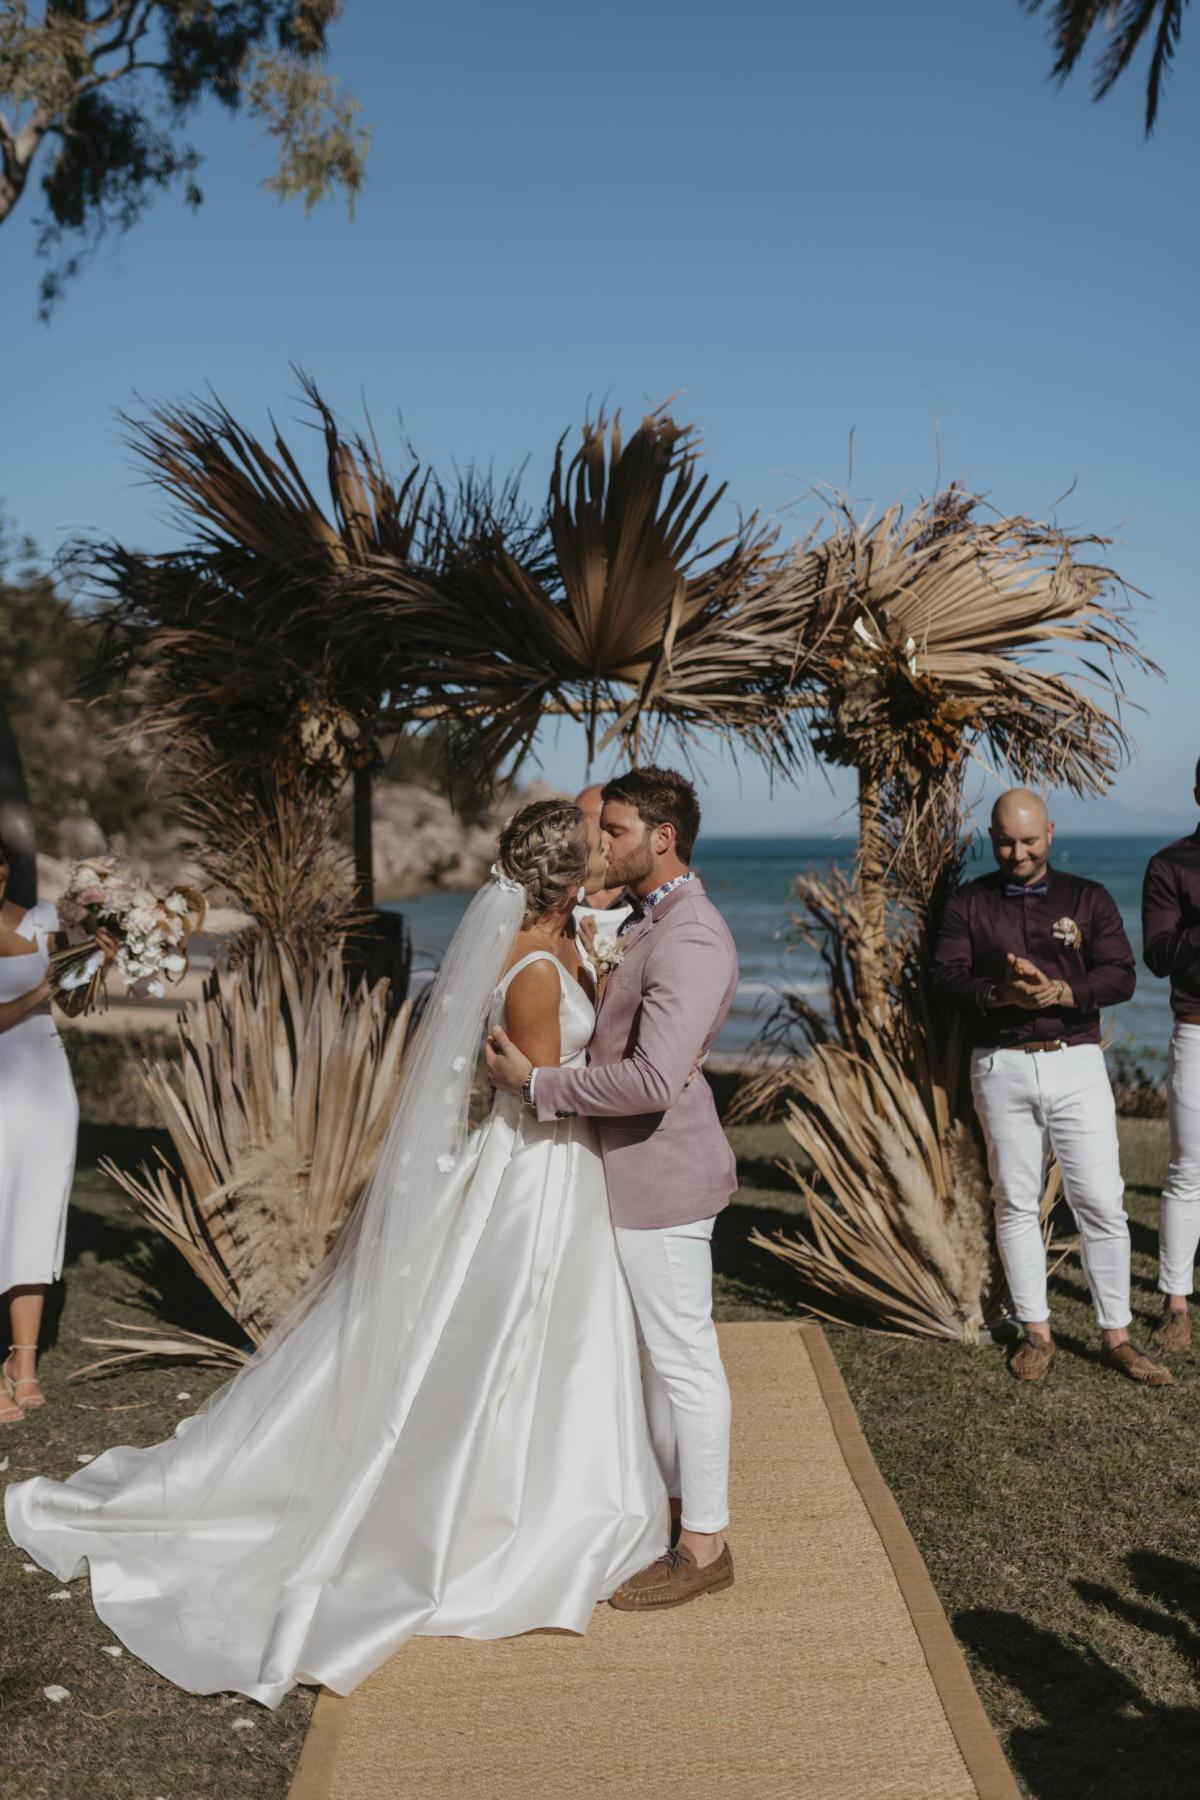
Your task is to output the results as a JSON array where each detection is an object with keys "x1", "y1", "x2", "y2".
[
  {"x1": 1020, "y1": 1040, "x2": 1064, "y2": 1054},
  {"x1": 1177, "y1": 1013, "x2": 1200, "y2": 1026}
]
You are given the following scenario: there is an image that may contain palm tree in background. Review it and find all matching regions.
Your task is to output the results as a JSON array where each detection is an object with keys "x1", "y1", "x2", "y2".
[
  {"x1": 1024, "y1": 0, "x2": 1188, "y2": 133},
  {"x1": 734, "y1": 486, "x2": 1152, "y2": 1340}
]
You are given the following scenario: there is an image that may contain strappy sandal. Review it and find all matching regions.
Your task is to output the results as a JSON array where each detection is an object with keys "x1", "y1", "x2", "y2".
[
  {"x1": 3, "y1": 1344, "x2": 45, "y2": 1411},
  {"x1": 0, "y1": 1387, "x2": 23, "y2": 1425}
]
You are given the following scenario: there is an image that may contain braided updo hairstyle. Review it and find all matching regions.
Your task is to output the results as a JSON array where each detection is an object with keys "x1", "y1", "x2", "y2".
[{"x1": 497, "y1": 800, "x2": 589, "y2": 927}]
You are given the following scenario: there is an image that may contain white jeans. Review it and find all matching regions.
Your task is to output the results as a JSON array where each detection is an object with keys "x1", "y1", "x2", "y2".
[
  {"x1": 970, "y1": 1044, "x2": 1132, "y2": 1332},
  {"x1": 1159, "y1": 1023, "x2": 1200, "y2": 1297},
  {"x1": 614, "y1": 1216, "x2": 731, "y2": 1534}
]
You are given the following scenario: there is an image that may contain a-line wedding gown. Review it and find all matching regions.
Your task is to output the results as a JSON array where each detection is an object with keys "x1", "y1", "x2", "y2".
[{"x1": 6, "y1": 886, "x2": 667, "y2": 1707}]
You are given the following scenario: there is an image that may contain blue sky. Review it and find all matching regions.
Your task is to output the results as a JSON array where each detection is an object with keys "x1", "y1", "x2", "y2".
[{"x1": 1, "y1": 0, "x2": 1196, "y2": 836}]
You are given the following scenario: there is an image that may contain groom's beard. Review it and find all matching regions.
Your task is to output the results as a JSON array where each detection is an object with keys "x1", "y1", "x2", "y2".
[{"x1": 604, "y1": 834, "x2": 655, "y2": 891}]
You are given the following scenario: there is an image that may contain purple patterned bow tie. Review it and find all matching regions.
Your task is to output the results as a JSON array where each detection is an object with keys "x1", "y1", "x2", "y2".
[{"x1": 1004, "y1": 881, "x2": 1049, "y2": 897}]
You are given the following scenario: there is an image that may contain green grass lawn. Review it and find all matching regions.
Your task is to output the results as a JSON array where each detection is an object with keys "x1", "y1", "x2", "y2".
[{"x1": 2, "y1": 1109, "x2": 1194, "y2": 1799}]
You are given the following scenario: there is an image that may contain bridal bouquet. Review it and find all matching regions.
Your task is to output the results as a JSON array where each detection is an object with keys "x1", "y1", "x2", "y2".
[{"x1": 51, "y1": 857, "x2": 206, "y2": 1017}]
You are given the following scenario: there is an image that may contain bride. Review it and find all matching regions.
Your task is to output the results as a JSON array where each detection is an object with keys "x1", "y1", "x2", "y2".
[{"x1": 6, "y1": 800, "x2": 668, "y2": 1707}]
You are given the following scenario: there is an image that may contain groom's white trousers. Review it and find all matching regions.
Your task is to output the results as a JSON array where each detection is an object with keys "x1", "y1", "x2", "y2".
[
  {"x1": 970, "y1": 1043, "x2": 1132, "y2": 1331},
  {"x1": 1158, "y1": 1023, "x2": 1200, "y2": 1296},
  {"x1": 614, "y1": 1216, "x2": 731, "y2": 1535}
]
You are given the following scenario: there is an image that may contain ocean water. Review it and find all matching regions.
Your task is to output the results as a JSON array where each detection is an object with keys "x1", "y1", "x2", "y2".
[{"x1": 387, "y1": 833, "x2": 1183, "y2": 1064}]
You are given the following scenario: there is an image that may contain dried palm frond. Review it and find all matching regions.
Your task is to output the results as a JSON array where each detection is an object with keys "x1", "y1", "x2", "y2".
[
  {"x1": 183, "y1": 777, "x2": 363, "y2": 962},
  {"x1": 98, "y1": 941, "x2": 411, "y2": 1354},
  {"x1": 72, "y1": 1320, "x2": 251, "y2": 1380},
  {"x1": 786, "y1": 486, "x2": 1152, "y2": 801},
  {"x1": 83, "y1": 375, "x2": 429, "y2": 790},
  {"x1": 349, "y1": 408, "x2": 822, "y2": 780}
]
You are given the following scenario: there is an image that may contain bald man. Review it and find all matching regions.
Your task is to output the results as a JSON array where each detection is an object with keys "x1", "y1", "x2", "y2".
[
  {"x1": 574, "y1": 784, "x2": 634, "y2": 944},
  {"x1": 931, "y1": 790, "x2": 1170, "y2": 1385}
]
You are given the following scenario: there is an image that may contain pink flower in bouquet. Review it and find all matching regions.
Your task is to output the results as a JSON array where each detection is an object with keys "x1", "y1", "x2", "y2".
[{"x1": 78, "y1": 886, "x2": 106, "y2": 906}]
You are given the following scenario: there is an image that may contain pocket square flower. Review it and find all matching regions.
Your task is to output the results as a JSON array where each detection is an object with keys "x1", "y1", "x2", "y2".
[{"x1": 1052, "y1": 916, "x2": 1083, "y2": 950}]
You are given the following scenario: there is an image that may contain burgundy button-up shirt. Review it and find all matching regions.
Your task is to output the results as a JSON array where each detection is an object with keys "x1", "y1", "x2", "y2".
[
  {"x1": 929, "y1": 867, "x2": 1136, "y2": 1048},
  {"x1": 1141, "y1": 829, "x2": 1200, "y2": 1017}
]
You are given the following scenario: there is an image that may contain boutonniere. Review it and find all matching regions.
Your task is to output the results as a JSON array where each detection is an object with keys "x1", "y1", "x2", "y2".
[
  {"x1": 1052, "y1": 916, "x2": 1083, "y2": 951},
  {"x1": 590, "y1": 936, "x2": 625, "y2": 994}
]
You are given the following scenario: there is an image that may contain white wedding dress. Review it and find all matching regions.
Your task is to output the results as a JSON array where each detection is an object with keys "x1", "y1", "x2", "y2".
[
  {"x1": 0, "y1": 900, "x2": 78, "y2": 1291},
  {"x1": 6, "y1": 921, "x2": 667, "y2": 1707}
]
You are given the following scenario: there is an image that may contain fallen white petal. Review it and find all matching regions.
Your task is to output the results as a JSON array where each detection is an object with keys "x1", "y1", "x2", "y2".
[
  {"x1": 48, "y1": 1589, "x2": 72, "y2": 1600},
  {"x1": 175, "y1": 1392, "x2": 191, "y2": 1400},
  {"x1": 76, "y1": 1453, "x2": 95, "y2": 1464},
  {"x1": 22, "y1": 1563, "x2": 40, "y2": 1573},
  {"x1": 43, "y1": 1685, "x2": 70, "y2": 1703},
  {"x1": 100, "y1": 1645, "x2": 123, "y2": 1657},
  {"x1": 231, "y1": 1717, "x2": 256, "y2": 1731},
  {"x1": 0, "y1": 1455, "x2": 8, "y2": 1472}
]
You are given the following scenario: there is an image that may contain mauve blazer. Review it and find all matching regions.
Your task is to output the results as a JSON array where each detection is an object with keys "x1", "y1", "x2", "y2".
[{"x1": 533, "y1": 878, "x2": 739, "y2": 1229}]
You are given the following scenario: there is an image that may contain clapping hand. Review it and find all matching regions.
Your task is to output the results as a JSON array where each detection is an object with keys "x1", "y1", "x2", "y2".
[{"x1": 1002, "y1": 953, "x2": 1059, "y2": 1010}]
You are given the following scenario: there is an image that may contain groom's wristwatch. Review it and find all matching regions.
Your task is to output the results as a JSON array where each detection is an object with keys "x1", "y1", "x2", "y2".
[{"x1": 521, "y1": 1071, "x2": 536, "y2": 1108}]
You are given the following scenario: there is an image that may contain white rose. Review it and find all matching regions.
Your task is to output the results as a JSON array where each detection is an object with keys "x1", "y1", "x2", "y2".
[{"x1": 162, "y1": 954, "x2": 186, "y2": 975}]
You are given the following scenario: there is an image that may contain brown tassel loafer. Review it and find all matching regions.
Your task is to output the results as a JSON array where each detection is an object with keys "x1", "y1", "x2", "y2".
[
  {"x1": 1151, "y1": 1309, "x2": 1191, "y2": 1354},
  {"x1": 1099, "y1": 1341, "x2": 1174, "y2": 1386},
  {"x1": 609, "y1": 1543, "x2": 734, "y2": 1611},
  {"x1": 1008, "y1": 1337, "x2": 1057, "y2": 1381}
]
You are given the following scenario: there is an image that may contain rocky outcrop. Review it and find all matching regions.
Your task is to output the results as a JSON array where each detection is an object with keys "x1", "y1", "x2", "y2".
[
  {"x1": 35, "y1": 780, "x2": 569, "y2": 911},
  {"x1": 370, "y1": 780, "x2": 567, "y2": 900}
]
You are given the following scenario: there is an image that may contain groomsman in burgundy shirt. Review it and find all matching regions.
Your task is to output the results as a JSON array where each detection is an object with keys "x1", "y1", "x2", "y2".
[
  {"x1": 1141, "y1": 769, "x2": 1200, "y2": 1352},
  {"x1": 931, "y1": 789, "x2": 1171, "y2": 1384}
]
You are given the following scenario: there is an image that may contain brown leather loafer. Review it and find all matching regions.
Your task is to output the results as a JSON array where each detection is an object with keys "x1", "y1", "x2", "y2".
[
  {"x1": 609, "y1": 1543, "x2": 734, "y2": 1611},
  {"x1": 1151, "y1": 1309, "x2": 1191, "y2": 1354},
  {"x1": 1008, "y1": 1336, "x2": 1056, "y2": 1381},
  {"x1": 1100, "y1": 1341, "x2": 1174, "y2": 1386}
]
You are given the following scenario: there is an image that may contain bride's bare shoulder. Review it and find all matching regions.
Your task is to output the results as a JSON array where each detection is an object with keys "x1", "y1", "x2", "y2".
[{"x1": 501, "y1": 930, "x2": 549, "y2": 976}]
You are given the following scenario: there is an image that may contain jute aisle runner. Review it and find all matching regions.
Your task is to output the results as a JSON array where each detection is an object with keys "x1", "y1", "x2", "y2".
[{"x1": 289, "y1": 1322, "x2": 1018, "y2": 1800}]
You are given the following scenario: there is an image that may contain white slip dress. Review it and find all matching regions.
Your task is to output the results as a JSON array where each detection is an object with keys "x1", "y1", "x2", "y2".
[
  {"x1": 0, "y1": 900, "x2": 78, "y2": 1292},
  {"x1": 6, "y1": 949, "x2": 668, "y2": 1705}
]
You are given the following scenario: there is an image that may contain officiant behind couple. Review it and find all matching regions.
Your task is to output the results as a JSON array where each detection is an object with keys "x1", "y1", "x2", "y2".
[{"x1": 6, "y1": 767, "x2": 740, "y2": 1708}]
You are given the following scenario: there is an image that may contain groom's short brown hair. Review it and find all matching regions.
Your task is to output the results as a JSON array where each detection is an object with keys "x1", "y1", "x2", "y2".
[{"x1": 601, "y1": 767, "x2": 701, "y2": 863}]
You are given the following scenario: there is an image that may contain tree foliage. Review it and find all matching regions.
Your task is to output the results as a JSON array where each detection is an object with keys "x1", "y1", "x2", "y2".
[
  {"x1": 1024, "y1": 0, "x2": 1189, "y2": 134},
  {"x1": 0, "y1": 1, "x2": 368, "y2": 314},
  {"x1": 0, "y1": 514, "x2": 161, "y2": 854}
]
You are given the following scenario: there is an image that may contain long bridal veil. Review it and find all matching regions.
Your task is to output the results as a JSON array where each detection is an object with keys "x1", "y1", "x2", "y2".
[{"x1": 6, "y1": 873, "x2": 528, "y2": 1681}]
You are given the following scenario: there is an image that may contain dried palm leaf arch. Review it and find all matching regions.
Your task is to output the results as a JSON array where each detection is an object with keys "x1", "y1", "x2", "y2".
[{"x1": 85, "y1": 381, "x2": 1151, "y2": 1348}]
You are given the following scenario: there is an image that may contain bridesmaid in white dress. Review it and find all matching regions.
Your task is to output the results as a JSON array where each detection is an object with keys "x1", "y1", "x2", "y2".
[
  {"x1": 0, "y1": 832, "x2": 79, "y2": 1423},
  {"x1": 0, "y1": 835, "x2": 116, "y2": 1424},
  {"x1": 6, "y1": 803, "x2": 668, "y2": 1704}
]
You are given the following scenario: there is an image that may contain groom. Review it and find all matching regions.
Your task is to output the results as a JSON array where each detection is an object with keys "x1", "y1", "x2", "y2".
[{"x1": 487, "y1": 767, "x2": 739, "y2": 1609}]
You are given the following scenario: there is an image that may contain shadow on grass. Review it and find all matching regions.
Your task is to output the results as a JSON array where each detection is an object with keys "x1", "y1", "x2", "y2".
[
  {"x1": 713, "y1": 1200, "x2": 815, "y2": 1316},
  {"x1": 61, "y1": 1121, "x2": 243, "y2": 1355},
  {"x1": 959, "y1": 1555, "x2": 1200, "y2": 1799}
]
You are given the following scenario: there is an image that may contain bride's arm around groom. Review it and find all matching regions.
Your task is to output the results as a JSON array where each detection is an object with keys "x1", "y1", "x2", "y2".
[{"x1": 488, "y1": 766, "x2": 740, "y2": 1611}]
